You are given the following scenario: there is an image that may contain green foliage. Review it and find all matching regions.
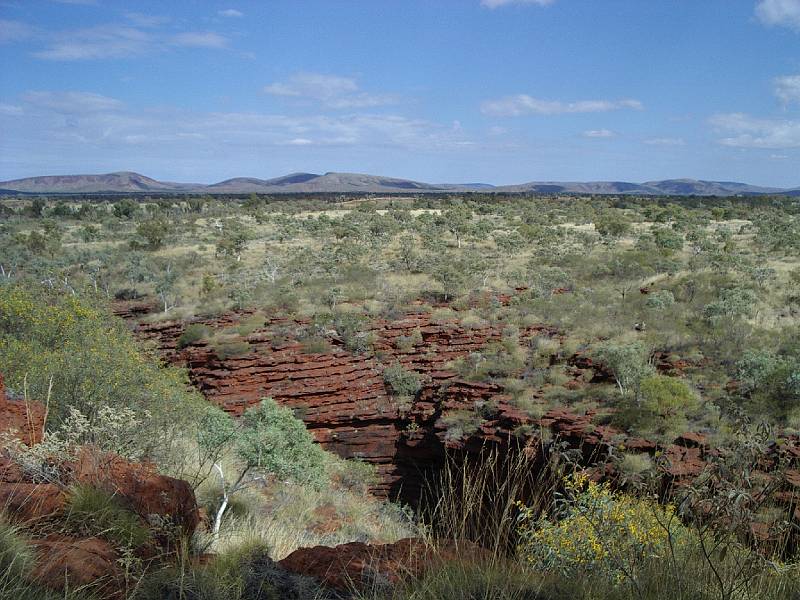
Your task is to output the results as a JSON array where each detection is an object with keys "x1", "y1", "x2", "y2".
[
  {"x1": 315, "y1": 311, "x2": 374, "y2": 354},
  {"x1": 702, "y1": 287, "x2": 758, "y2": 325},
  {"x1": 197, "y1": 398, "x2": 328, "y2": 488},
  {"x1": 237, "y1": 399, "x2": 327, "y2": 486},
  {"x1": 595, "y1": 211, "x2": 632, "y2": 239},
  {"x1": 440, "y1": 407, "x2": 487, "y2": 442},
  {"x1": 592, "y1": 341, "x2": 654, "y2": 398},
  {"x1": 211, "y1": 339, "x2": 252, "y2": 359},
  {"x1": 382, "y1": 362, "x2": 422, "y2": 398},
  {"x1": 0, "y1": 517, "x2": 35, "y2": 584},
  {"x1": 178, "y1": 323, "x2": 212, "y2": 348},
  {"x1": 134, "y1": 218, "x2": 170, "y2": 250},
  {"x1": 636, "y1": 374, "x2": 700, "y2": 434},
  {"x1": 517, "y1": 472, "x2": 689, "y2": 582},
  {"x1": 644, "y1": 290, "x2": 675, "y2": 310},
  {"x1": 0, "y1": 283, "x2": 208, "y2": 469},
  {"x1": 65, "y1": 485, "x2": 151, "y2": 548},
  {"x1": 735, "y1": 348, "x2": 800, "y2": 422}
]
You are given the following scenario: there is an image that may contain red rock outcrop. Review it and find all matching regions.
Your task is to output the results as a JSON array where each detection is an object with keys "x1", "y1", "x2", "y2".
[
  {"x1": 31, "y1": 535, "x2": 123, "y2": 597},
  {"x1": 0, "y1": 481, "x2": 66, "y2": 522},
  {"x1": 0, "y1": 375, "x2": 201, "y2": 595},
  {"x1": 68, "y1": 446, "x2": 200, "y2": 536},
  {"x1": 136, "y1": 311, "x2": 558, "y2": 499},
  {"x1": 0, "y1": 372, "x2": 45, "y2": 445},
  {"x1": 279, "y1": 537, "x2": 486, "y2": 591}
]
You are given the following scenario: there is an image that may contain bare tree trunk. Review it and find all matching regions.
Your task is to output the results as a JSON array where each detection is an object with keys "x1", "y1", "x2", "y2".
[{"x1": 212, "y1": 463, "x2": 228, "y2": 545}]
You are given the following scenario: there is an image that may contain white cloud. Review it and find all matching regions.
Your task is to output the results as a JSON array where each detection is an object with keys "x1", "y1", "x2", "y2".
[
  {"x1": 31, "y1": 24, "x2": 229, "y2": 60},
  {"x1": 169, "y1": 32, "x2": 228, "y2": 48},
  {"x1": 644, "y1": 137, "x2": 685, "y2": 146},
  {"x1": 219, "y1": 9, "x2": 244, "y2": 18},
  {"x1": 0, "y1": 90, "x2": 470, "y2": 157},
  {"x1": 481, "y1": 0, "x2": 554, "y2": 8},
  {"x1": 22, "y1": 91, "x2": 125, "y2": 113},
  {"x1": 775, "y1": 74, "x2": 800, "y2": 104},
  {"x1": 755, "y1": 0, "x2": 800, "y2": 30},
  {"x1": 481, "y1": 94, "x2": 643, "y2": 116},
  {"x1": 0, "y1": 103, "x2": 24, "y2": 116},
  {"x1": 710, "y1": 112, "x2": 800, "y2": 148},
  {"x1": 0, "y1": 19, "x2": 36, "y2": 43},
  {"x1": 583, "y1": 129, "x2": 614, "y2": 138},
  {"x1": 264, "y1": 72, "x2": 398, "y2": 109},
  {"x1": 124, "y1": 13, "x2": 171, "y2": 28},
  {"x1": 33, "y1": 25, "x2": 154, "y2": 60}
]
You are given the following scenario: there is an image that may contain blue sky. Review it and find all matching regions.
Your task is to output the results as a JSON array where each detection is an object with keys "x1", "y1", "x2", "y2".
[{"x1": 1, "y1": 0, "x2": 799, "y2": 186}]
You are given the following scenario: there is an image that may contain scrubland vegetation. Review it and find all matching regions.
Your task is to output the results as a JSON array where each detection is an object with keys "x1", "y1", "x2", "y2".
[{"x1": 1, "y1": 191, "x2": 799, "y2": 598}]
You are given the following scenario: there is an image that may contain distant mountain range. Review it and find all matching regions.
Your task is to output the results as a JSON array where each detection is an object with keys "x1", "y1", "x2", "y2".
[{"x1": 1, "y1": 171, "x2": 798, "y2": 196}]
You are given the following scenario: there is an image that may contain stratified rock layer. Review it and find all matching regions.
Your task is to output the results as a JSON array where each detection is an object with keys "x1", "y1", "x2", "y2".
[{"x1": 136, "y1": 310, "x2": 557, "y2": 499}]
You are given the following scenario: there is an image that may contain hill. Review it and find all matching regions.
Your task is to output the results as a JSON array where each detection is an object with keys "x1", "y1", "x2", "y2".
[{"x1": 0, "y1": 171, "x2": 794, "y2": 196}]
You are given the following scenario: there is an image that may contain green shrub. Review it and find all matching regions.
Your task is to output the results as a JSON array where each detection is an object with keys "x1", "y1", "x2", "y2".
[
  {"x1": 619, "y1": 452, "x2": 652, "y2": 476},
  {"x1": 440, "y1": 409, "x2": 485, "y2": 442},
  {"x1": 0, "y1": 284, "x2": 208, "y2": 470},
  {"x1": 383, "y1": 363, "x2": 422, "y2": 398},
  {"x1": 395, "y1": 328, "x2": 423, "y2": 352},
  {"x1": 211, "y1": 339, "x2": 252, "y2": 359},
  {"x1": 640, "y1": 374, "x2": 698, "y2": 413},
  {"x1": 236, "y1": 399, "x2": 328, "y2": 487},
  {"x1": 645, "y1": 290, "x2": 675, "y2": 310},
  {"x1": 299, "y1": 336, "x2": 332, "y2": 354},
  {"x1": 65, "y1": 485, "x2": 151, "y2": 548},
  {"x1": 592, "y1": 341, "x2": 654, "y2": 398},
  {"x1": 178, "y1": 323, "x2": 212, "y2": 348},
  {"x1": 0, "y1": 517, "x2": 35, "y2": 585}
]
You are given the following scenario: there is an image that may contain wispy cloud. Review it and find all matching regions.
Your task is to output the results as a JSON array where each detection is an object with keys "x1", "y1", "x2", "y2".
[
  {"x1": 33, "y1": 25, "x2": 154, "y2": 60},
  {"x1": 0, "y1": 19, "x2": 37, "y2": 43},
  {"x1": 219, "y1": 9, "x2": 244, "y2": 18},
  {"x1": 22, "y1": 91, "x2": 124, "y2": 113},
  {"x1": 124, "y1": 13, "x2": 171, "y2": 28},
  {"x1": 481, "y1": 0, "x2": 554, "y2": 8},
  {"x1": 264, "y1": 72, "x2": 399, "y2": 109},
  {"x1": 644, "y1": 137, "x2": 685, "y2": 146},
  {"x1": 710, "y1": 112, "x2": 800, "y2": 148},
  {"x1": 1, "y1": 90, "x2": 471, "y2": 154},
  {"x1": 29, "y1": 23, "x2": 229, "y2": 60},
  {"x1": 481, "y1": 95, "x2": 643, "y2": 116},
  {"x1": 755, "y1": 0, "x2": 800, "y2": 30},
  {"x1": 169, "y1": 32, "x2": 227, "y2": 48},
  {"x1": 775, "y1": 74, "x2": 800, "y2": 104},
  {"x1": 583, "y1": 129, "x2": 614, "y2": 138}
]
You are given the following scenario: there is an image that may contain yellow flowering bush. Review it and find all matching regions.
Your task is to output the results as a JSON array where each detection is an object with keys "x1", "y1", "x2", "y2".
[
  {"x1": 0, "y1": 283, "x2": 208, "y2": 471},
  {"x1": 516, "y1": 472, "x2": 687, "y2": 582}
]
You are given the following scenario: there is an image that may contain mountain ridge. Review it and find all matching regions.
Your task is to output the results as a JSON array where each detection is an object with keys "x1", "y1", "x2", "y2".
[{"x1": 0, "y1": 171, "x2": 796, "y2": 196}]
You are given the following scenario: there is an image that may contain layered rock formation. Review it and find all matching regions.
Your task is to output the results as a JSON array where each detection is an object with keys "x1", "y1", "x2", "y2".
[
  {"x1": 133, "y1": 307, "x2": 800, "y2": 527},
  {"x1": 136, "y1": 309, "x2": 558, "y2": 499}
]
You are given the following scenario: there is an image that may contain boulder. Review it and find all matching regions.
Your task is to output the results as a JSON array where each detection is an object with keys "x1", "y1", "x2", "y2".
[
  {"x1": 31, "y1": 535, "x2": 122, "y2": 597},
  {"x1": 0, "y1": 482, "x2": 66, "y2": 522},
  {"x1": 279, "y1": 537, "x2": 484, "y2": 592},
  {"x1": 69, "y1": 446, "x2": 200, "y2": 535}
]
